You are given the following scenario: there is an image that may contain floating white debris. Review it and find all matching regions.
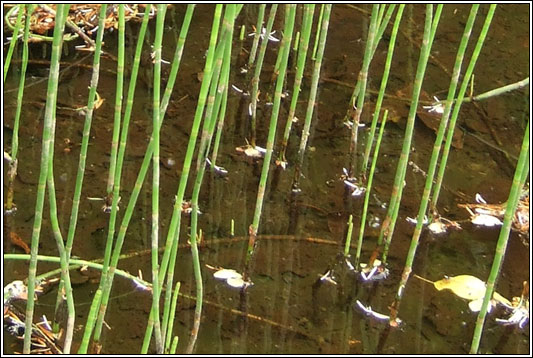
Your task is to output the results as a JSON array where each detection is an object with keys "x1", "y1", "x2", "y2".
[
  {"x1": 471, "y1": 214, "x2": 503, "y2": 227},
  {"x1": 406, "y1": 215, "x2": 429, "y2": 225},
  {"x1": 422, "y1": 96, "x2": 445, "y2": 114},
  {"x1": 354, "y1": 300, "x2": 403, "y2": 326},
  {"x1": 475, "y1": 193, "x2": 488, "y2": 204},
  {"x1": 428, "y1": 220, "x2": 447, "y2": 235},
  {"x1": 344, "y1": 180, "x2": 366, "y2": 197},
  {"x1": 213, "y1": 269, "x2": 242, "y2": 281},
  {"x1": 4, "y1": 280, "x2": 28, "y2": 306}
]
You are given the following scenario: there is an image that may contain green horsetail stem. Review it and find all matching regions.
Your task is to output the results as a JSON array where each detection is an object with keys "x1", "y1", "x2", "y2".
[
  {"x1": 6, "y1": 4, "x2": 35, "y2": 212},
  {"x1": 355, "y1": 110, "x2": 388, "y2": 268},
  {"x1": 148, "y1": 5, "x2": 168, "y2": 353},
  {"x1": 249, "y1": 4, "x2": 278, "y2": 147},
  {"x1": 361, "y1": 5, "x2": 404, "y2": 174},
  {"x1": 90, "y1": 5, "x2": 150, "y2": 343},
  {"x1": 278, "y1": 4, "x2": 315, "y2": 165},
  {"x1": 106, "y1": 4, "x2": 126, "y2": 199},
  {"x1": 3, "y1": 4, "x2": 24, "y2": 83},
  {"x1": 23, "y1": 4, "x2": 69, "y2": 353},
  {"x1": 376, "y1": 4, "x2": 442, "y2": 257},
  {"x1": 247, "y1": 4, "x2": 297, "y2": 262},
  {"x1": 53, "y1": 6, "x2": 107, "y2": 335},
  {"x1": 470, "y1": 121, "x2": 529, "y2": 353},
  {"x1": 348, "y1": 4, "x2": 379, "y2": 178},
  {"x1": 291, "y1": 5, "x2": 331, "y2": 190},
  {"x1": 430, "y1": 4, "x2": 496, "y2": 214},
  {"x1": 386, "y1": 6, "x2": 480, "y2": 324},
  {"x1": 248, "y1": 4, "x2": 266, "y2": 68},
  {"x1": 141, "y1": 5, "x2": 223, "y2": 354}
]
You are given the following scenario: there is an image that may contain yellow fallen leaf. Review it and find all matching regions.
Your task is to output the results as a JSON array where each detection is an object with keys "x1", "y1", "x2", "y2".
[
  {"x1": 416, "y1": 274, "x2": 513, "y2": 308},
  {"x1": 434, "y1": 275, "x2": 486, "y2": 301}
]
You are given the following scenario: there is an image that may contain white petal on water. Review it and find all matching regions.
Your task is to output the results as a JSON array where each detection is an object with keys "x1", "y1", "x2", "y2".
[
  {"x1": 471, "y1": 214, "x2": 503, "y2": 227},
  {"x1": 213, "y1": 269, "x2": 242, "y2": 280},
  {"x1": 226, "y1": 277, "x2": 246, "y2": 288},
  {"x1": 428, "y1": 221, "x2": 447, "y2": 234}
]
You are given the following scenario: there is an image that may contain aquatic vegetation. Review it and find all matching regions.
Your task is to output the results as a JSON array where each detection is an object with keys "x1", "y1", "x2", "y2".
[{"x1": 2, "y1": 3, "x2": 529, "y2": 355}]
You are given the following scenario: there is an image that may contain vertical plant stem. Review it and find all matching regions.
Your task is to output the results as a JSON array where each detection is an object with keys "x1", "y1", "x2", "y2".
[
  {"x1": 3, "y1": 4, "x2": 24, "y2": 83},
  {"x1": 355, "y1": 110, "x2": 388, "y2": 268},
  {"x1": 430, "y1": 5, "x2": 497, "y2": 212},
  {"x1": 249, "y1": 4, "x2": 278, "y2": 148},
  {"x1": 278, "y1": 4, "x2": 315, "y2": 165},
  {"x1": 311, "y1": 4, "x2": 324, "y2": 60},
  {"x1": 185, "y1": 11, "x2": 233, "y2": 354},
  {"x1": 23, "y1": 4, "x2": 69, "y2": 354},
  {"x1": 90, "y1": 5, "x2": 150, "y2": 344},
  {"x1": 164, "y1": 282, "x2": 181, "y2": 353},
  {"x1": 384, "y1": 6, "x2": 479, "y2": 318},
  {"x1": 77, "y1": 289, "x2": 102, "y2": 354},
  {"x1": 248, "y1": 4, "x2": 266, "y2": 68},
  {"x1": 149, "y1": 5, "x2": 167, "y2": 354},
  {"x1": 376, "y1": 5, "x2": 442, "y2": 258},
  {"x1": 105, "y1": 4, "x2": 125, "y2": 203},
  {"x1": 345, "y1": 4, "x2": 397, "y2": 123},
  {"x1": 292, "y1": 5, "x2": 332, "y2": 190},
  {"x1": 46, "y1": 119, "x2": 75, "y2": 353},
  {"x1": 470, "y1": 121, "x2": 529, "y2": 353},
  {"x1": 348, "y1": 4, "x2": 379, "y2": 178},
  {"x1": 58, "y1": 4, "x2": 107, "y2": 335},
  {"x1": 141, "y1": 4, "x2": 223, "y2": 354},
  {"x1": 361, "y1": 4, "x2": 404, "y2": 173},
  {"x1": 247, "y1": 4, "x2": 297, "y2": 262},
  {"x1": 6, "y1": 4, "x2": 34, "y2": 213}
]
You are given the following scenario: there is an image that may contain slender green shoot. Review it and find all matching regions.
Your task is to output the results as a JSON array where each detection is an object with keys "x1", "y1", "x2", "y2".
[
  {"x1": 470, "y1": 121, "x2": 529, "y2": 353},
  {"x1": 23, "y1": 4, "x2": 69, "y2": 353},
  {"x1": 430, "y1": 5, "x2": 497, "y2": 214},
  {"x1": 3, "y1": 4, "x2": 24, "y2": 83},
  {"x1": 361, "y1": 5, "x2": 404, "y2": 173},
  {"x1": 247, "y1": 4, "x2": 297, "y2": 262},
  {"x1": 278, "y1": 4, "x2": 315, "y2": 167},
  {"x1": 248, "y1": 4, "x2": 266, "y2": 68},
  {"x1": 249, "y1": 4, "x2": 278, "y2": 147},
  {"x1": 355, "y1": 110, "x2": 388, "y2": 268}
]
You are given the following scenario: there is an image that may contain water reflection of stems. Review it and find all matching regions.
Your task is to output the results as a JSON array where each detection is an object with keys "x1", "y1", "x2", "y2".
[
  {"x1": 23, "y1": 5, "x2": 69, "y2": 354},
  {"x1": 278, "y1": 4, "x2": 315, "y2": 166},
  {"x1": 249, "y1": 4, "x2": 278, "y2": 148},
  {"x1": 388, "y1": 3, "x2": 482, "y2": 330},
  {"x1": 247, "y1": 4, "x2": 296, "y2": 263},
  {"x1": 291, "y1": 4, "x2": 331, "y2": 190},
  {"x1": 471, "y1": 123, "x2": 529, "y2": 353},
  {"x1": 361, "y1": 5, "x2": 404, "y2": 174}
]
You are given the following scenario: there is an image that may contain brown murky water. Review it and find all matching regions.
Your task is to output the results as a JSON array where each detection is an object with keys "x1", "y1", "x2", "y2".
[{"x1": 3, "y1": 4, "x2": 530, "y2": 354}]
